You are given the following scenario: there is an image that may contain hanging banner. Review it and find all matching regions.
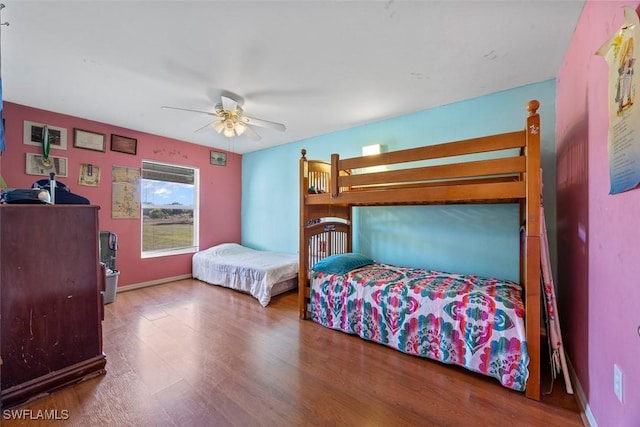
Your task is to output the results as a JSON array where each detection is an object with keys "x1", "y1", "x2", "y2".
[{"x1": 596, "y1": 6, "x2": 640, "y2": 195}]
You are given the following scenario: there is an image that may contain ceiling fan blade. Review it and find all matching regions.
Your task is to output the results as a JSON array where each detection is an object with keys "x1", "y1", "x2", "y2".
[
  {"x1": 221, "y1": 96, "x2": 238, "y2": 113},
  {"x1": 242, "y1": 125, "x2": 262, "y2": 141},
  {"x1": 240, "y1": 115, "x2": 286, "y2": 132},
  {"x1": 161, "y1": 106, "x2": 218, "y2": 117},
  {"x1": 193, "y1": 119, "x2": 221, "y2": 133}
]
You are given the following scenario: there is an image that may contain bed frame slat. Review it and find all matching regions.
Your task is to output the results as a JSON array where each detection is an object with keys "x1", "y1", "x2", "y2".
[
  {"x1": 342, "y1": 156, "x2": 526, "y2": 187},
  {"x1": 338, "y1": 130, "x2": 526, "y2": 170}
]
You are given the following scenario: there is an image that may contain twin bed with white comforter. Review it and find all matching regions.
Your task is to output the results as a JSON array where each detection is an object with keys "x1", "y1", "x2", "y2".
[{"x1": 192, "y1": 243, "x2": 298, "y2": 306}]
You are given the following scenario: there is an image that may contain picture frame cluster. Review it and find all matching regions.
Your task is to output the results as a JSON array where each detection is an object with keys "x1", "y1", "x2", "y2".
[
  {"x1": 23, "y1": 120, "x2": 138, "y2": 157},
  {"x1": 71, "y1": 128, "x2": 138, "y2": 155},
  {"x1": 22, "y1": 120, "x2": 139, "y2": 183}
]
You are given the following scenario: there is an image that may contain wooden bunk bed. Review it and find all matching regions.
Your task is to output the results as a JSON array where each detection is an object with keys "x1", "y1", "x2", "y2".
[{"x1": 298, "y1": 100, "x2": 542, "y2": 400}]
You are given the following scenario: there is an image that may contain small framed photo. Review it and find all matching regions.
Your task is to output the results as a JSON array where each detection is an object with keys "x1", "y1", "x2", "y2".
[
  {"x1": 73, "y1": 128, "x2": 106, "y2": 152},
  {"x1": 25, "y1": 152, "x2": 69, "y2": 177},
  {"x1": 210, "y1": 150, "x2": 227, "y2": 166},
  {"x1": 110, "y1": 134, "x2": 138, "y2": 155},
  {"x1": 23, "y1": 120, "x2": 68, "y2": 150},
  {"x1": 78, "y1": 163, "x2": 101, "y2": 187}
]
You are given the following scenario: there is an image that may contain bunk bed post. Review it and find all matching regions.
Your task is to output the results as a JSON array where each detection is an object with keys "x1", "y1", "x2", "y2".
[
  {"x1": 330, "y1": 154, "x2": 340, "y2": 197},
  {"x1": 524, "y1": 100, "x2": 541, "y2": 400},
  {"x1": 299, "y1": 149, "x2": 309, "y2": 319}
]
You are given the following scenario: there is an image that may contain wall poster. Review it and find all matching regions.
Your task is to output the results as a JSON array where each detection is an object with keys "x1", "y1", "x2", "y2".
[
  {"x1": 597, "y1": 6, "x2": 640, "y2": 195},
  {"x1": 112, "y1": 166, "x2": 140, "y2": 219}
]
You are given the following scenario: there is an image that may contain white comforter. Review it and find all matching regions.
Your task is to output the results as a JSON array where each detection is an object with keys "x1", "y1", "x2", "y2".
[{"x1": 192, "y1": 243, "x2": 298, "y2": 306}]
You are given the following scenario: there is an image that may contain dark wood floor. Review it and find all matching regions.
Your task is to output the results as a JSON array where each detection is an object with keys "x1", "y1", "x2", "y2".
[{"x1": 3, "y1": 279, "x2": 583, "y2": 426}]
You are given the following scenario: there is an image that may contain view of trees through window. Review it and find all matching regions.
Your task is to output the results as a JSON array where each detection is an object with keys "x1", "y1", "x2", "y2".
[{"x1": 141, "y1": 161, "x2": 198, "y2": 255}]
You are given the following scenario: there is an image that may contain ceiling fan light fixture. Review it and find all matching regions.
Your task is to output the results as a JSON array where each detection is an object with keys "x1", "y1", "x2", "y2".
[
  {"x1": 163, "y1": 94, "x2": 285, "y2": 141},
  {"x1": 223, "y1": 119, "x2": 236, "y2": 137},
  {"x1": 234, "y1": 122, "x2": 247, "y2": 136},
  {"x1": 213, "y1": 120, "x2": 225, "y2": 134}
]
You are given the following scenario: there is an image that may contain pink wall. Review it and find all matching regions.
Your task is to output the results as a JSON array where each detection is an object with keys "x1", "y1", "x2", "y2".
[
  {"x1": 0, "y1": 102, "x2": 241, "y2": 288},
  {"x1": 557, "y1": 2, "x2": 640, "y2": 425}
]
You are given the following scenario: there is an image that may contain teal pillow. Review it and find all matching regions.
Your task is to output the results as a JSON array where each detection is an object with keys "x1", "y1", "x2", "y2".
[{"x1": 312, "y1": 253, "x2": 374, "y2": 275}]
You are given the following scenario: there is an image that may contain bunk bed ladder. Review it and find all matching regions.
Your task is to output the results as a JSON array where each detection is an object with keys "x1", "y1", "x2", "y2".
[{"x1": 540, "y1": 190, "x2": 574, "y2": 395}]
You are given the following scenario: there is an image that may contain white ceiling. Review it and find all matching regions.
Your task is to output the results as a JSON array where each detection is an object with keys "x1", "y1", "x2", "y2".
[{"x1": 1, "y1": 1, "x2": 585, "y2": 154}]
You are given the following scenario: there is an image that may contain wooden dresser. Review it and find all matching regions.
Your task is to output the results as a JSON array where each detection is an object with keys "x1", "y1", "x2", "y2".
[{"x1": 0, "y1": 205, "x2": 106, "y2": 408}]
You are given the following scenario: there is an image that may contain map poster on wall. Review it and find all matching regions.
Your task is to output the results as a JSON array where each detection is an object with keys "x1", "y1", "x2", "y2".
[
  {"x1": 596, "y1": 6, "x2": 640, "y2": 195},
  {"x1": 112, "y1": 166, "x2": 140, "y2": 219}
]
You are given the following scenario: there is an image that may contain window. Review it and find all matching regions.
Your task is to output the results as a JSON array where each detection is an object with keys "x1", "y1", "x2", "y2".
[{"x1": 141, "y1": 160, "x2": 199, "y2": 257}]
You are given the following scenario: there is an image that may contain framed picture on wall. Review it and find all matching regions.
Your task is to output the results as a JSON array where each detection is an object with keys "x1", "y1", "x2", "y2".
[
  {"x1": 73, "y1": 128, "x2": 106, "y2": 152},
  {"x1": 78, "y1": 163, "x2": 101, "y2": 187},
  {"x1": 110, "y1": 134, "x2": 137, "y2": 155},
  {"x1": 23, "y1": 120, "x2": 68, "y2": 150},
  {"x1": 210, "y1": 151, "x2": 227, "y2": 166},
  {"x1": 25, "y1": 153, "x2": 69, "y2": 177}
]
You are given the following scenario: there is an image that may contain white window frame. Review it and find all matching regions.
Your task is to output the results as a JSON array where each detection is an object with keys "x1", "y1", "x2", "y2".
[{"x1": 140, "y1": 160, "x2": 199, "y2": 259}]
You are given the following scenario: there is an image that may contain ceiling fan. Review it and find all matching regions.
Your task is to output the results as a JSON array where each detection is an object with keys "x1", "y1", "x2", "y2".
[{"x1": 161, "y1": 96, "x2": 286, "y2": 141}]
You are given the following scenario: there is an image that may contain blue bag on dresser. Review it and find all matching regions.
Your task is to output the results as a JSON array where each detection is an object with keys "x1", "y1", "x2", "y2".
[
  {"x1": 2, "y1": 188, "x2": 50, "y2": 204},
  {"x1": 31, "y1": 179, "x2": 91, "y2": 205}
]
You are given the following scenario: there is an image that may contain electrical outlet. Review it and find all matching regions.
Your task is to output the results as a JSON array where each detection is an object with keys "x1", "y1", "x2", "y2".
[{"x1": 614, "y1": 364, "x2": 623, "y2": 403}]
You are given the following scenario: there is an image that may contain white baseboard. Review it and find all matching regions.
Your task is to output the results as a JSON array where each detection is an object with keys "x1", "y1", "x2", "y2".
[
  {"x1": 116, "y1": 274, "x2": 193, "y2": 293},
  {"x1": 566, "y1": 356, "x2": 598, "y2": 427}
]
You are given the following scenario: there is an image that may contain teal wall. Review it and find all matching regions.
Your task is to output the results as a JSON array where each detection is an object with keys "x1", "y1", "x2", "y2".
[{"x1": 242, "y1": 80, "x2": 557, "y2": 282}]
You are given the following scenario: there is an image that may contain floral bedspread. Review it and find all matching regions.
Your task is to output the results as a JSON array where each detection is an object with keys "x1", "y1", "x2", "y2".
[{"x1": 310, "y1": 263, "x2": 530, "y2": 391}]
